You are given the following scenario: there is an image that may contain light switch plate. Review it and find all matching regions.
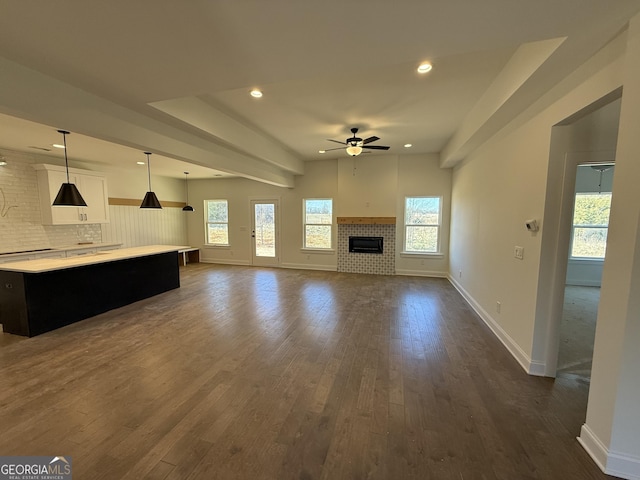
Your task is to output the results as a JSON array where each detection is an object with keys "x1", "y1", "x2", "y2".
[{"x1": 515, "y1": 246, "x2": 524, "y2": 260}]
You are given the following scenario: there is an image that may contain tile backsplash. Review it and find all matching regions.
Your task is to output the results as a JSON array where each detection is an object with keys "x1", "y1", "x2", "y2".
[
  {"x1": 0, "y1": 151, "x2": 101, "y2": 253},
  {"x1": 337, "y1": 223, "x2": 396, "y2": 275}
]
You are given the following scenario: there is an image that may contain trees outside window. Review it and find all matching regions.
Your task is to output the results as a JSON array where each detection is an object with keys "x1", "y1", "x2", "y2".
[
  {"x1": 205, "y1": 199, "x2": 229, "y2": 245},
  {"x1": 303, "y1": 199, "x2": 333, "y2": 249},
  {"x1": 570, "y1": 193, "x2": 611, "y2": 259},
  {"x1": 404, "y1": 196, "x2": 441, "y2": 253}
]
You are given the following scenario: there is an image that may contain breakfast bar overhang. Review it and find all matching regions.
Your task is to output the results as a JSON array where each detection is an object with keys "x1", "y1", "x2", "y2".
[{"x1": 0, "y1": 245, "x2": 187, "y2": 337}]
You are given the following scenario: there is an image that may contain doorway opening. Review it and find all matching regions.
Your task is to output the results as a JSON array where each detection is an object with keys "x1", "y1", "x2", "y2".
[
  {"x1": 535, "y1": 91, "x2": 621, "y2": 380},
  {"x1": 557, "y1": 163, "x2": 614, "y2": 381}
]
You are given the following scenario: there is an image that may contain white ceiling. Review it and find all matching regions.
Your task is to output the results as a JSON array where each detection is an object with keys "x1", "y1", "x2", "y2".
[{"x1": 0, "y1": 1, "x2": 639, "y2": 182}]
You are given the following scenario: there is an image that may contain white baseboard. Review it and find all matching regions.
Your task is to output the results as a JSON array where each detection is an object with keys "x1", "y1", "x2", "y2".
[
  {"x1": 395, "y1": 269, "x2": 447, "y2": 278},
  {"x1": 281, "y1": 262, "x2": 337, "y2": 271},
  {"x1": 447, "y1": 275, "x2": 544, "y2": 376},
  {"x1": 578, "y1": 424, "x2": 609, "y2": 472},
  {"x1": 198, "y1": 259, "x2": 336, "y2": 271},
  {"x1": 579, "y1": 424, "x2": 640, "y2": 479},
  {"x1": 607, "y1": 452, "x2": 640, "y2": 479},
  {"x1": 199, "y1": 259, "x2": 251, "y2": 266}
]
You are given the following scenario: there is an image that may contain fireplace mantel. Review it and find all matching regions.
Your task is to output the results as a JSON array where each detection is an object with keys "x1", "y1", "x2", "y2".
[{"x1": 337, "y1": 217, "x2": 396, "y2": 225}]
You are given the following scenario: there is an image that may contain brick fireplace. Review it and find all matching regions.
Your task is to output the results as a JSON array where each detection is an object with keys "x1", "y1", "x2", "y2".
[{"x1": 337, "y1": 217, "x2": 395, "y2": 275}]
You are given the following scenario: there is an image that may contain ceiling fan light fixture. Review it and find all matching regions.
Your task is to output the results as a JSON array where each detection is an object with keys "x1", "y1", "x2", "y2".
[
  {"x1": 346, "y1": 145, "x2": 363, "y2": 156},
  {"x1": 417, "y1": 62, "x2": 432, "y2": 74}
]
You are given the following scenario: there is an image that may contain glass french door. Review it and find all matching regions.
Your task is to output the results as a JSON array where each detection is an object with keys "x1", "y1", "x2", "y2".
[{"x1": 251, "y1": 199, "x2": 279, "y2": 266}]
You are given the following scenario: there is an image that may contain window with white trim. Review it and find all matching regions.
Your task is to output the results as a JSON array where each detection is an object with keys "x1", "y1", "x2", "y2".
[
  {"x1": 303, "y1": 198, "x2": 333, "y2": 249},
  {"x1": 570, "y1": 192, "x2": 611, "y2": 259},
  {"x1": 404, "y1": 196, "x2": 441, "y2": 253},
  {"x1": 205, "y1": 199, "x2": 229, "y2": 245}
]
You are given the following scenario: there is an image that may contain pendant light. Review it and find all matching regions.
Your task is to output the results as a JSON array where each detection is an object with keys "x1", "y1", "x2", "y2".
[
  {"x1": 182, "y1": 171, "x2": 194, "y2": 212},
  {"x1": 140, "y1": 152, "x2": 162, "y2": 209},
  {"x1": 52, "y1": 130, "x2": 87, "y2": 207}
]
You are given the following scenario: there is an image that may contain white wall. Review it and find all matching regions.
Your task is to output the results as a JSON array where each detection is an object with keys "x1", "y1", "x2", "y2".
[
  {"x1": 449, "y1": 18, "x2": 640, "y2": 478},
  {"x1": 73, "y1": 159, "x2": 185, "y2": 203},
  {"x1": 449, "y1": 27, "x2": 626, "y2": 374},
  {"x1": 0, "y1": 151, "x2": 102, "y2": 253},
  {"x1": 188, "y1": 154, "x2": 451, "y2": 276},
  {"x1": 396, "y1": 154, "x2": 451, "y2": 276},
  {"x1": 0, "y1": 149, "x2": 188, "y2": 253},
  {"x1": 101, "y1": 206, "x2": 186, "y2": 248},
  {"x1": 95, "y1": 161, "x2": 188, "y2": 248},
  {"x1": 583, "y1": 14, "x2": 640, "y2": 477}
]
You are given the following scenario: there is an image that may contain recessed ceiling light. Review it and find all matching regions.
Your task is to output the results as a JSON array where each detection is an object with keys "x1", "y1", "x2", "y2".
[
  {"x1": 250, "y1": 89, "x2": 263, "y2": 98},
  {"x1": 136, "y1": 161, "x2": 145, "y2": 165},
  {"x1": 319, "y1": 150, "x2": 326, "y2": 154},
  {"x1": 52, "y1": 144, "x2": 66, "y2": 149},
  {"x1": 404, "y1": 144, "x2": 413, "y2": 148},
  {"x1": 0, "y1": 161, "x2": 7, "y2": 166},
  {"x1": 417, "y1": 62, "x2": 432, "y2": 74}
]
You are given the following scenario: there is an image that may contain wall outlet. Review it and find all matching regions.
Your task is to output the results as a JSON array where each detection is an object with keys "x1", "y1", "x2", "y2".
[
  {"x1": 496, "y1": 301, "x2": 501, "y2": 313},
  {"x1": 514, "y1": 246, "x2": 524, "y2": 260}
]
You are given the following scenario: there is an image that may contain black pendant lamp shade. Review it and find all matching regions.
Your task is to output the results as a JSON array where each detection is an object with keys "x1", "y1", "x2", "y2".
[
  {"x1": 182, "y1": 171, "x2": 194, "y2": 212},
  {"x1": 140, "y1": 152, "x2": 162, "y2": 209},
  {"x1": 52, "y1": 130, "x2": 87, "y2": 207}
]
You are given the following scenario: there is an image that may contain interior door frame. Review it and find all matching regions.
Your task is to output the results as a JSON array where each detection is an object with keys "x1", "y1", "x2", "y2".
[
  {"x1": 540, "y1": 150, "x2": 616, "y2": 377},
  {"x1": 250, "y1": 197, "x2": 280, "y2": 267}
]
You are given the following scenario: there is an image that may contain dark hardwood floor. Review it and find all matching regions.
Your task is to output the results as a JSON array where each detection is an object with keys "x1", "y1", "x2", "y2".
[{"x1": 0, "y1": 264, "x2": 611, "y2": 479}]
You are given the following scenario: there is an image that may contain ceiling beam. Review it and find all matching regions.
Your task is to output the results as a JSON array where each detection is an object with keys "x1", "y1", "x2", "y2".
[{"x1": 0, "y1": 57, "x2": 296, "y2": 187}]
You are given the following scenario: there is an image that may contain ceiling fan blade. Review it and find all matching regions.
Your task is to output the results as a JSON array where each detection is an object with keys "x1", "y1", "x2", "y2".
[
  {"x1": 362, "y1": 136, "x2": 380, "y2": 145},
  {"x1": 323, "y1": 147, "x2": 345, "y2": 152},
  {"x1": 327, "y1": 139, "x2": 347, "y2": 145},
  {"x1": 364, "y1": 145, "x2": 390, "y2": 150}
]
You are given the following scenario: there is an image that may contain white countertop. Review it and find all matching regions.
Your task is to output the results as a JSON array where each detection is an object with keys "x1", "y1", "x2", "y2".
[
  {"x1": 0, "y1": 242, "x2": 122, "y2": 258},
  {"x1": 0, "y1": 245, "x2": 190, "y2": 273}
]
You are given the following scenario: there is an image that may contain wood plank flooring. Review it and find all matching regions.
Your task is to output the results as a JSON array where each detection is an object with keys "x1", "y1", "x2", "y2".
[{"x1": 0, "y1": 264, "x2": 611, "y2": 479}]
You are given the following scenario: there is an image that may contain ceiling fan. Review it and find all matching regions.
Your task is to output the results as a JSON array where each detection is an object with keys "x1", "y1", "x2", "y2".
[{"x1": 324, "y1": 127, "x2": 390, "y2": 156}]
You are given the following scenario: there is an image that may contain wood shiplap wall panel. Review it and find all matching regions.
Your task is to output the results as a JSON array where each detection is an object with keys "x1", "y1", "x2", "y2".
[{"x1": 101, "y1": 205, "x2": 187, "y2": 248}]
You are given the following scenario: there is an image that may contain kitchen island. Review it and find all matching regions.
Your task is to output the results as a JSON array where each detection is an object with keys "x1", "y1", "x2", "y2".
[{"x1": 0, "y1": 245, "x2": 189, "y2": 337}]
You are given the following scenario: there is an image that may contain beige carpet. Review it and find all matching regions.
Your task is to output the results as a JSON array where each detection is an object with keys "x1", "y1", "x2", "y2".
[{"x1": 557, "y1": 285, "x2": 600, "y2": 380}]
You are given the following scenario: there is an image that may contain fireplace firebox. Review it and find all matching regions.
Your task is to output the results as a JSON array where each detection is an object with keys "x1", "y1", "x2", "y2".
[{"x1": 349, "y1": 236, "x2": 383, "y2": 254}]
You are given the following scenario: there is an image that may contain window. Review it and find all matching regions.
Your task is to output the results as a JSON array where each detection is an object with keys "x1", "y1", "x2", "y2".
[
  {"x1": 303, "y1": 198, "x2": 333, "y2": 249},
  {"x1": 205, "y1": 199, "x2": 229, "y2": 245},
  {"x1": 570, "y1": 192, "x2": 611, "y2": 259},
  {"x1": 404, "y1": 196, "x2": 441, "y2": 253}
]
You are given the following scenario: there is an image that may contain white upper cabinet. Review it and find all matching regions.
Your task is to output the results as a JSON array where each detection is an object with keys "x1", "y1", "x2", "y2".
[{"x1": 34, "y1": 164, "x2": 110, "y2": 225}]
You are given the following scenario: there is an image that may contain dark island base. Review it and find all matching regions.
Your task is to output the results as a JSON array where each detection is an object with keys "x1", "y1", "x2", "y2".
[{"x1": 0, "y1": 251, "x2": 180, "y2": 337}]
